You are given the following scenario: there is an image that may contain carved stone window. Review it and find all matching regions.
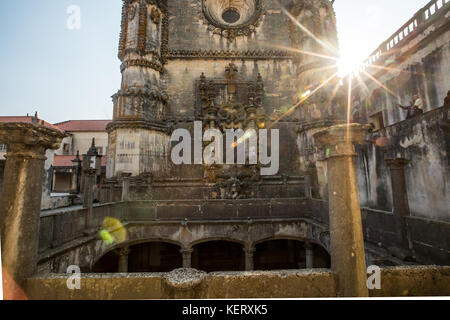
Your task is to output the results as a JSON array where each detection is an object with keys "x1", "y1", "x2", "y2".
[{"x1": 201, "y1": 0, "x2": 264, "y2": 41}]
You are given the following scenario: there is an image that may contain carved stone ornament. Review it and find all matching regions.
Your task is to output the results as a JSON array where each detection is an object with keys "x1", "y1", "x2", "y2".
[
  {"x1": 128, "y1": 4, "x2": 137, "y2": 20},
  {"x1": 151, "y1": 7, "x2": 161, "y2": 24},
  {"x1": 199, "y1": 0, "x2": 264, "y2": 41}
]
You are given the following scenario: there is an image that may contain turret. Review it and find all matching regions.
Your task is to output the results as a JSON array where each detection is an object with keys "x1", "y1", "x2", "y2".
[{"x1": 107, "y1": 0, "x2": 170, "y2": 178}]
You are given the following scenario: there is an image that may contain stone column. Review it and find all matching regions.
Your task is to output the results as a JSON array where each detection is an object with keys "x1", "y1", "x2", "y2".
[
  {"x1": 109, "y1": 183, "x2": 115, "y2": 203},
  {"x1": 70, "y1": 151, "x2": 82, "y2": 194},
  {"x1": 304, "y1": 169, "x2": 312, "y2": 199},
  {"x1": 121, "y1": 172, "x2": 132, "y2": 202},
  {"x1": 385, "y1": 158, "x2": 411, "y2": 248},
  {"x1": 0, "y1": 123, "x2": 65, "y2": 300},
  {"x1": 82, "y1": 172, "x2": 96, "y2": 230},
  {"x1": 244, "y1": 245, "x2": 255, "y2": 271},
  {"x1": 118, "y1": 246, "x2": 130, "y2": 273},
  {"x1": 180, "y1": 248, "x2": 193, "y2": 268},
  {"x1": 82, "y1": 139, "x2": 101, "y2": 231},
  {"x1": 314, "y1": 124, "x2": 369, "y2": 297},
  {"x1": 305, "y1": 242, "x2": 314, "y2": 269}
]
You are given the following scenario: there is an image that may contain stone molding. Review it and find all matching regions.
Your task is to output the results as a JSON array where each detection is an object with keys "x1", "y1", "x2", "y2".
[
  {"x1": 0, "y1": 122, "x2": 66, "y2": 157},
  {"x1": 313, "y1": 124, "x2": 371, "y2": 159},
  {"x1": 166, "y1": 49, "x2": 294, "y2": 60}
]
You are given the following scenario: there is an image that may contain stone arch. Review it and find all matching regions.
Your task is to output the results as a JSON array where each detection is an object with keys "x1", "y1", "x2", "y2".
[
  {"x1": 90, "y1": 238, "x2": 184, "y2": 273},
  {"x1": 253, "y1": 237, "x2": 331, "y2": 270},
  {"x1": 188, "y1": 236, "x2": 247, "y2": 249},
  {"x1": 90, "y1": 237, "x2": 183, "y2": 269},
  {"x1": 127, "y1": 241, "x2": 183, "y2": 272}
]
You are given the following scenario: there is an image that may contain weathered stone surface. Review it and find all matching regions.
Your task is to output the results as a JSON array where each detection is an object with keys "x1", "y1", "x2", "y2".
[
  {"x1": 23, "y1": 266, "x2": 450, "y2": 299},
  {"x1": 314, "y1": 124, "x2": 370, "y2": 297},
  {"x1": 0, "y1": 122, "x2": 65, "y2": 300}
]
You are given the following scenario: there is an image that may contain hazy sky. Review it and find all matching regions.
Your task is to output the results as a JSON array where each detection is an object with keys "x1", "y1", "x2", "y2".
[{"x1": 0, "y1": 0, "x2": 432, "y2": 123}]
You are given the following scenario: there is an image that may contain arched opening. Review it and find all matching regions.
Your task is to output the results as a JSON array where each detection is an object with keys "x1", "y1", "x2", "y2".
[
  {"x1": 254, "y1": 240, "x2": 331, "y2": 270},
  {"x1": 254, "y1": 239, "x2": 304, "y2": 270},
  {"x1": 128, "y1": 242, "x2": 183, "y2": 272},
  {"x1": 191, "y1": 241, "x2": 245, "y2": 272},
  {"x1": 92, "y1": 250, "x2": 119, "y2": 273}
]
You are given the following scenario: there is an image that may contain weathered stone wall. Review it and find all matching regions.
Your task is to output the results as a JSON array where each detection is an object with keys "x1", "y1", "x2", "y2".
[
  {"x1": 0, "y1": 159, "x2": 4, "y2": 205},
  {"x1": 54, "y1": 132, "x2": 108, "y2": 156},
  {"x1": 107, "y1": 0, "x2": 339, "y2": 179},
  {"x1": 108, "y1": 128, "x2": 170, "y2": 177},
  {"x1": 356, "y1": 106, "x2": 449, "y2": 221},
  {"x1": 362, "y1": 208, "x2": 450, "y2": 265},
  {"x1": 352, "y1": 2, "x2": 450, "y2": 125},
  {"x1": 25, "y1": 269, "x2": 337, "y2": 299},
  {"x1": 24, "y1": 266, "x2": 450, "y2": 299}
]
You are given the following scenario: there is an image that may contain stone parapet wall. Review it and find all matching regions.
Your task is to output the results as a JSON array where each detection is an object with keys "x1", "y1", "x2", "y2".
[
  {"x1": 24, "y1": 266, "x2": 450, "y2": 299},
  {"x1": 356, "y1": 106, "x2": 450, "y2": 221},
  {"x1": 361, "y1": 208, "x2": 450, "y2": 265}
]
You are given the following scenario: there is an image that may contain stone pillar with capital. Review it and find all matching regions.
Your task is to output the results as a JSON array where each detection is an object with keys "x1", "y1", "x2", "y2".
[
  {"x1": 70, "y1": 151, "x2": 82, "y2": 194},
  {"x1": 180, "y1": 248, "x2": 193, "y2": 268},
  {"x1": 118, "y1": 246, "x2": 130, "y2": 273},
  {"x1": 385, "y1": 158, "x2": 411, "y2": 249},
  {"x1": 0, "y1": 122, "x2": 65, "y2": 300},
  {"x1": 121, "y1": 172, "x2": 132, "y2": 202},
  {"x1": 82, "y1": 139, "x2": 102, "y2": 231},
  {"x1": 305, "y1": 242, "x2": 314, "y2": 269},
  {"x1": 313, "y1": 123, "x2": 370, "y2": 297},
  {"x1": 244, "y1": 244, "x2": 255, "y2": 271}
]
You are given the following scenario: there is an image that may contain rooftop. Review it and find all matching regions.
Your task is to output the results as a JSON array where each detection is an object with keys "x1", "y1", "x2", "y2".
[
  {"x1": 54, "y1": 120, "x2": 111, "y2": 132},
  {"x1": 53, "y1": 154, "x2": 107, "y2": 167},
  {"x1": 0, "y1": 116, "x2": 64, "y2": 132}
]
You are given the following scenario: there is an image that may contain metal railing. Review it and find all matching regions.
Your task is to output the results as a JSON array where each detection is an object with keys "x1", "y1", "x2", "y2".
[{"x1": 358, "y1": 0, "x2": 450, "y2": 73}]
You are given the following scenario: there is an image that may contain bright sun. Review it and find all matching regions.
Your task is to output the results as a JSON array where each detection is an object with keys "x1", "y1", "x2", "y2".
[
  {"x1": 337, "y1": 47, "x2": 368, "y2": 78},
  {"x1": 337, "y1": 55, "x2": 361, "y2": 78}
]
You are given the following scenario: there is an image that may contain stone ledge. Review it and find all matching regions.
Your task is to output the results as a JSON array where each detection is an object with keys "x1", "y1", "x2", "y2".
[{"x1": 24, "y1": 265, "x2": 450, "y2": 299}]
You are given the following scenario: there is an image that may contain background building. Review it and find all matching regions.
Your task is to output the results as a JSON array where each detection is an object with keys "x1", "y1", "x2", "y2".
[
  {"x1": 0, "y1": 116, "x2": 110, "y2": 209},
  {"x1": 51, "y1": 120, "x2": 110, "y2": 193}
]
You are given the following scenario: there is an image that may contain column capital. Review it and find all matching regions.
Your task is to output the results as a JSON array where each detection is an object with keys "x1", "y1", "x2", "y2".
[
  {"x1": 0, "y1": 122, "x2": 66, "y2": 158},
  {"x1": 304, "y1": 242, "x2": 314, "y2": 251},
  {"x1": 243, "y1": 244, "x2": 255, "y2": 254},
  {"x1": 121, "y1": 172, "x2": 133, "y2": 180},
  {"x1": 118, "y1": 246, "x2": 130, "y2": 257},
  {"x1": 313, "y1": 124, "x2": 370, "y2": 159},
  {"x1": 385, "y1": 158, "x2": 409, "y2": 170},
  {"x1": 180, "y1": 248, "x2": 193, "y2": 254}
]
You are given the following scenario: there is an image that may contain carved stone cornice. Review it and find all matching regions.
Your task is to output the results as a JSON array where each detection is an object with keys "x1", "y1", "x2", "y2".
[
  {"x1": 313, "y1": 124, "x2": 371, "y2": 159},
  {"x1": 120, "y1": 58, "x2": 164, "y2": 73},
  {"x1": 113, "y1": 86, "x2": 168, "y2": 102},
  {"x1": 167, "y1": 49, "x2": 294, "y2": 60},
  {"x1": 0, "y1": 122, "x2": 66, "y2": 157},
  {"x1": 106, "y1": 119, "x2": 170, "y2": 133}
]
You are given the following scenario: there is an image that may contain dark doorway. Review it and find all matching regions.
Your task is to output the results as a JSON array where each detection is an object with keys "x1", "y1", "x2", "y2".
[
  {"x1": 128, "y1": 242, "x2": 182, "y2": 272},
  {"x1": 191, "y1": 241, "x2": 245, "y2": 272},
  {"x1": 92, "y1": 250, "x2": 119, "y2": 273},
  {"x1": 254, "y1": 239, "x2": 305, "y2": 270},
  {"x1": 254, "y1": 240, "x2": 331, "y2": 270}
]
